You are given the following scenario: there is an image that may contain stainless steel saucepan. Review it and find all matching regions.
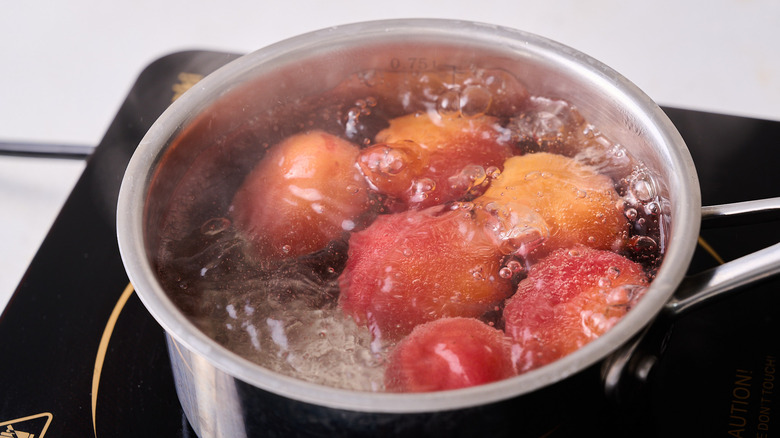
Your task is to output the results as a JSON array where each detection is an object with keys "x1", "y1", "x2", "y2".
[{"x1": 117, "y1": 19, "x2": 780, "y2": 437}]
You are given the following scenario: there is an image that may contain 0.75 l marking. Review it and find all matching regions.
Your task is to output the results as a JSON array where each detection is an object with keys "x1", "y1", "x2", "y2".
[{"x1": 390, "y1": 57, "x2": 451, "y2": 71}]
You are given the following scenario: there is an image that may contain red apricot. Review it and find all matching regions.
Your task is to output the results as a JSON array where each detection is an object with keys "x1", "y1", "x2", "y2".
[
  {"x1": 231, "y1": 130, "x2": 371, "y2": 259},
  {"x1": 385, "y1": 317, "x2": 516, "y2": 392},
  {"x1": 503, "y1": 246, "x2": 648, "y2": 373},
  {"x1": 338, "y1": 206, "x2": 512, "y2": 342}
]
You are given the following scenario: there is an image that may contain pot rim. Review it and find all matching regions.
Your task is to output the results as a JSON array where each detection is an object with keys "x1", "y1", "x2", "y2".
[{"x1": 116, "y1": 18, "x2": 701, "y2": 413}]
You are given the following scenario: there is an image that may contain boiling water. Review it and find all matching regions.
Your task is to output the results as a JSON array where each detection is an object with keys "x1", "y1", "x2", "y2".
[{"x1": 155, "y1": 66, "x2": 667, "y2": 392}]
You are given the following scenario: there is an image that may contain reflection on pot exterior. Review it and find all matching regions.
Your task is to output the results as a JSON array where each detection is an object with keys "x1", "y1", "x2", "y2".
[{"x1": 168, "y1": 336, "x2": 247, "y2": 438}]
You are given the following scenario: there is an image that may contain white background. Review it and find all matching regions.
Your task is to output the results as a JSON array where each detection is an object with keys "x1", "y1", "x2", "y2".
[{"x1": 1, "y1": 0, "x2": 779, "y2": 311}]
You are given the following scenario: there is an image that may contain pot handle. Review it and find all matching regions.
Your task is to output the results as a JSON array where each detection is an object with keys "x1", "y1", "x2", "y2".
[
  {"x1": 603, "y1": 196, "x2": 780, "y2": 405},
  {"x1": 665, "y1": 197, "x2": 780, "y2": 317}
]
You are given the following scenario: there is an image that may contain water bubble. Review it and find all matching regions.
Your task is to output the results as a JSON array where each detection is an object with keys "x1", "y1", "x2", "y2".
[
  {"x1": 483, "y1": 72, "x2": 506, "y2": 95},
  {"x1": 343, "y1": 107, "x2": 361, "y2": 138},
  {"x1": 459, "y1": 85, "x2": 492, "y2": 118},
  {"x1": 535, "y1": 112, "x2": 565, "y2": 137},
  {"x1": 511, "y1": 97, "x2": 579, "y2": 146},
  {"x1": 629, "y1": 235, "x2": 658, "y2": 253},
  {"x1": 630, "y1": 174, "x2": 656, "y2": 202},
  {"x1": 525, "y1": 171, "x2": 542, "y2": 181},
  {"x1": 358, "y1": 70, "x2": 377, "y2": 87},
  {"x1": 436, "y1": 90, "x2": 461, "y2": 117},
  {"x1": 608, "y1": 266, "x2": 621, "y2": 278},
  {"x1": 506, "y1": 260, "x2": 524, "y2": 273},
  {"x1": 201, "y1": 217, "x2": 231, "y2": 236},
  {"x1": 480, "y1": 201, "x2": 549, "y2": 255},
  {"x1": 499, "y1": 259, "x2": 524, "y2": 279},
  {"x1": 465, "y1": 165, "x2": 488, "y2": 186},
  {"x1": 609, "y1": 144, "x2": 627, "y2": 159},
  {"x1": 354, "y1": 99, "x2": 372, "y2": 116},
  {"x1": 624, "y1": 208, "x2": 638, "y2": 220},
  {"x1": 373, "y1": 147, "x2": 407, "y2": 175},
  {"x1": 486, "y1": 166, "x2": 501, "y2": 179},
  {"x1": 282, "y1": 244, "x2": 292, "y2": 254},
  {"x1": 644, "y1": 201, "x2": 661, "y2": 216},
  {"x1": 483, "y1": 201, "x2": 500, "y2": 214},
  {"x1": 625, "y1": 285, "x2": 648, "y2": 310},
  {"x1": 410, "y1": 178, "x2": 436, "y2": 203},
  {"x1": 606, "y1": 286, "x2": 630, "y2": 306},
  {"x1": 457, "y1": 201, "x2": 475, "y2": 211},
  {"x1": 609, "y1": 285, "x2": 648, "y2": 310},
  {"x1": 449, "y1": 164, "x2": 488, "y2": 195},
  {"x1": 357, "y1": 142, "x2": 423, "y2": 195}
]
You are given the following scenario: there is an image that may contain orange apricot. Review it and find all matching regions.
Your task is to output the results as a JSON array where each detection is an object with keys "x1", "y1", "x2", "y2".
[
  {"x1": 475, "y1": 152, "x2": 628, "y2": 257},
  {"x1": 359, "y1": 112, "x2": 513, "y2": 211}
]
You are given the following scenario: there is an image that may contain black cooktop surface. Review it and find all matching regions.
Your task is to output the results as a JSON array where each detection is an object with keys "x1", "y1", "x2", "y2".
[{"x1": 0, "y1": 51, "x2": 778, "y2": 438}]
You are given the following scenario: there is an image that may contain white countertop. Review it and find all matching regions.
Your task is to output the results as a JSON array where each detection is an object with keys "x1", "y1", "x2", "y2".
[{"x1": 1, "y1": 0, "x2": 779, "y2": 312}]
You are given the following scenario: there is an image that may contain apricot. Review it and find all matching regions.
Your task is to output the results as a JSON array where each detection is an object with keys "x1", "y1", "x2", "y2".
[
  {"x1": 503, "y1": 246, "x2": 648, "y2": 373},
  {"x1": 385, "y1": 317, "x2": 515, "y2": 392},
  {"x1": 231, "y1": 130, "x2": 371, "y2": 259},
  {"x1": 338, "y1": 206, "x2": 512, "y2": 342},
  {"x1": 359, "y1": 112, "x2": 513, "y2": 211},
  {"x1": 475, "y1": 152, "x2": 627, "y2": 256}
]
